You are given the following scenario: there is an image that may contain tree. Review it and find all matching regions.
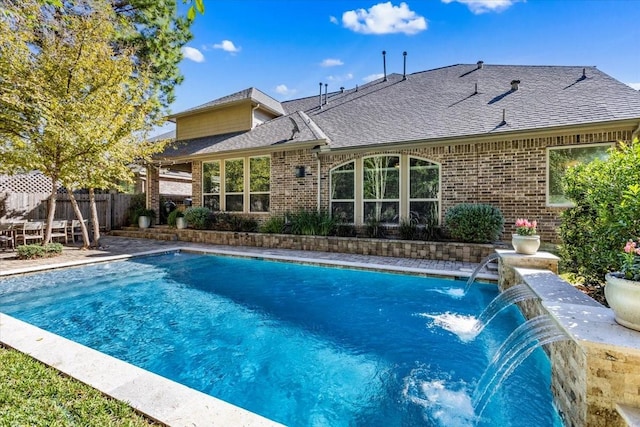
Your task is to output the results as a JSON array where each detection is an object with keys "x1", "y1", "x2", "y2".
[{"x1": 0, "y1": 0, "x2": 166, "y2": 247}]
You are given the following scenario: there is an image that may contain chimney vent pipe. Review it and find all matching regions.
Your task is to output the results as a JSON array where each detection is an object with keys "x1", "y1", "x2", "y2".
[
  {"x1": 403, "y1": 51, "x2": 407, "y2": 80},
  {"x1": 510, "y1": 80, "x2": 520, "y2": 91},
  {"x1": 477, "y1": 60, "x2": 484, "y2": 69},
  {"x1": 382, "y1": 51, "x2": 387, "y2": 82},
  {"x1": 318, "y1": 82, "x2": 323, "y2": 110},
  {"x1": 324, "y1": 83, "x2": 328, "y2": 105}
]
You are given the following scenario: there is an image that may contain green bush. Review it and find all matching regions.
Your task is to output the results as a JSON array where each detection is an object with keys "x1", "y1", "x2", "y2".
[
  {"x1": 364, "y1": 216, "x2": 386, "y2": 238},
  {"x1": 167, "y1": 209, "x2": 184, "y2": 227},
  {"x1": 127, "y1": 193, "x2": 146, "y2": 226},
  {"x1": 335, "y1": 223, "x2": 356, "y2": 237},
  {"x1": 444, "y1": 203, "x2": 504, "y2": 243},
  {"x1": 559, "y1": 139, "x2": 640, "y2": 284},
  {"x1": 184, "y1": 207, "x2": 213, "y2": 230},
  {"x1": 399, "y1": 217, "x2": 419, "y2": 240},
  {"x1": 210, "y1": 213, "x2": 258, "y2": 232},
  {"x1": 17, "y1": 243, "x2": 63, "y2": 260},
  {"x1": 289, "y1": 210, "x2": 335, "y2": 236},
  {"x1": 260, "y1": 216, "x2": 286, "y2": 234}
]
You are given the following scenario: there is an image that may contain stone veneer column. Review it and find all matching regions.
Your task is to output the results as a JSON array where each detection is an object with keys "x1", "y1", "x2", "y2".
[
  {"x1": 191, "y1": 160, "x2": 202, "y2": 207},
  {"x1": 498, "y1": 249, "x2": 640, "y2": 427},
  {"x1": 146, "y1": 165, "x2": 160, "y2": 223}
]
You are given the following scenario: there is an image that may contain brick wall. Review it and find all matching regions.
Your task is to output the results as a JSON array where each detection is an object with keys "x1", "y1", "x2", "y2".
[{"x1": 187, "y1": 127, "x2": 636, "y2": 243}]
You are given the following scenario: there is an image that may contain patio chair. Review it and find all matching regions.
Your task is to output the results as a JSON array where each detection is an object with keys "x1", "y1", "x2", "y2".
[
  {"x1": 0, "y1": 223, "x2": 15, "y2": 251},
  {"x1": 50, "y1": 219, "x2": 68, "y2": 244},
  {"x1": 68, "y1": 219, "x2": 88, "y2": 243},
  {"x1": 15, "y1": 221, "x2": 44, "y2": 245}
]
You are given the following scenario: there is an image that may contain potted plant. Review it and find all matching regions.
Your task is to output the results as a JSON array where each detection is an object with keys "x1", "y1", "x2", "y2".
[
  {"x1": 511, "y1": 218, "x2": 540, "y2": 255},
  {"x1": 168, "y1": 209, "x2": 187, "y2": 229},
  {"x1": 137, "y1": 208, "x2": 155, "y2": 229},
  {"x1": 605, "y1": 238, "x2": 640, "y2": 331}
]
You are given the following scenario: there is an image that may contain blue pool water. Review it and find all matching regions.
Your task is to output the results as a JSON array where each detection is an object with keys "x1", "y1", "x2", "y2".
[{"x1": 0, "y1": 252, "x2": 562, "y2": 426}]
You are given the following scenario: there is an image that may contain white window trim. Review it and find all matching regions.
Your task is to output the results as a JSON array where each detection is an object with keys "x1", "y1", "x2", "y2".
[
  {"x1": 546, "y1": 142, "x2": 614, "y2": 207},
  {"x1": 202, "y1": 155, "x2": 271, "y2": 213},
  {"x1": 329, "y1": 161, "x2": 356, "y2": 224}
]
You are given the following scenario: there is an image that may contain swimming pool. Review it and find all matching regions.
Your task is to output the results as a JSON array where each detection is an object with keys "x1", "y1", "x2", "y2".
[{"x1": 0, "y1": 251, "x2": 562, "y2": 426}]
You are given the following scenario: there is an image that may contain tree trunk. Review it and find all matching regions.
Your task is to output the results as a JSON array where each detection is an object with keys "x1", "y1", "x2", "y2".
[
  {"x1": 68, "y1": 192, "x2": 90, "y2": 249},
  {"x1": 89, "y1": 188, "x2": 101, "y2": 248},
  {"x1": 43, "y1": 180, "x2": 57, "y2": 244}
]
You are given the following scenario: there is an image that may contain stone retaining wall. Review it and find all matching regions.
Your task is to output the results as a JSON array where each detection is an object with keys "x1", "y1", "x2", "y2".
[{"x1": 115, "y1": 228, "x2": 497, "y2": 264}]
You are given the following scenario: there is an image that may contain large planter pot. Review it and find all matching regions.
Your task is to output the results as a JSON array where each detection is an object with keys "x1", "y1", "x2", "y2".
[
  {"x1": 511, "y1": 234, "x2": 540, "y2": 255},
  {"x1": 605, "y1": 273, "x2": 640, "y2": 331},
  {"x1": 138, "y1": 215, "x2": 151, "y2": 229},
  {"x1": 176, "y1": 217, "x2": 187, "y2": 229}
]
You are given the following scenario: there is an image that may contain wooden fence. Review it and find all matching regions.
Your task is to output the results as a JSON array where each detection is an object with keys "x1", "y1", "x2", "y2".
[{"x1": 0, "y1": 192, "x2": 136, "y2": 230}]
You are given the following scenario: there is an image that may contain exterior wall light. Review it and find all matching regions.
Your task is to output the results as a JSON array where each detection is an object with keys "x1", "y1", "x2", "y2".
[{"x1": 294, "y1": 166, "x2": 305, "y2": 178}]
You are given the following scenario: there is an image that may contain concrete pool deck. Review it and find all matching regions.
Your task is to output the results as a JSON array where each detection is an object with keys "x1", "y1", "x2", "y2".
[{"x1": 0, "y1": 236, "x2": 497, "y2": 426}]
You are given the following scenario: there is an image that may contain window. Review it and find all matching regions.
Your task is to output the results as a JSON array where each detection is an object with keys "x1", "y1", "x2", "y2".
[
  {"x1": 202, "y1": 161, "x2": 220, "y2": 211},
  {"x1": 202, "y1": 156, "x2": 270, "y2": 213},
  {"x1": 330, "y1": 161, "x2": 355, "y2": 223},
  {"x1": 363, "y1": 155, "x2": 400, "y2": 224},
  {"x1": 225, "y1": 159, "x2": 244, "y2": 212},
  {"x1": 409, "y1": 157, "x2": 440, "y2": 223},
  {"x1": 547, "y1": 143, "x2": 613, "y2": 206},
  {"x1": 250, "y1": 156, "x2": 270, "y2": 212}
]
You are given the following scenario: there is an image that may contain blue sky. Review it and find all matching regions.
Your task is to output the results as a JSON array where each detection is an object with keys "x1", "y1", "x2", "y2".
[{"x1": 159, "y1": 0, "x2": 640, "y2": 134}]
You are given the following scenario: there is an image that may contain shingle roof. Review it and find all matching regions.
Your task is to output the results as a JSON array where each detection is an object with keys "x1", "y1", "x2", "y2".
[
  {"x1": 159, "y1": 111, "x2": 326, "y2": 159},
  {"x1": 291, "y1": 64, "x2": 640, "y2": 149},
  {"x1": 170, "y1": 87, "x2": 285, "y2": 118},
  {"x1": 160, "y1": 63, "x2": 640, "y2": 159}
]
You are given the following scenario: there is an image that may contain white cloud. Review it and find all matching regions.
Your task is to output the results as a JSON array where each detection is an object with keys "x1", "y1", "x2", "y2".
[
  {"x1": 275, "y1": 84, "x2": 297, "y2": 96},
  {"x1": 327, "y1": 73, "x2": 354, "y2": 82},
  {"x1": 628, "y1": 82, "x2": 640, "y2": 90},
  {"x1": 329, "y1": 15, "x2": 339, "y2": 24},
  {"x1": 181, "y1": 46, "x2": 205, "y2": 63},
  {"x1": 321, "y1": 58, "x2": 344, "y2": 67},
  {"x1": 342, "y1": 2, "x2": 427, "y2": 35},
  {"x1": 441, "y1": 0, "x2": 523, "y2": 14},
  {"x1": 213, "y1": 40, "x2": 241, "y2": 53},
  {"x1": 363, "y1": 73, "x2": 385, "y2": 82}
]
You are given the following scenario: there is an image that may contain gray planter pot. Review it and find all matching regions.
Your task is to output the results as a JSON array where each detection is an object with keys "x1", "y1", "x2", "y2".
[{"x1": 138, "y1": 216, "x2": 151, "y2": 229}]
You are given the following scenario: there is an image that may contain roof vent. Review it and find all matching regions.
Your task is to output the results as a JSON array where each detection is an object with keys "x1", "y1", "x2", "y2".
[
  {"x1": 511, "y1": 80, "x2": 520, "y2": 91},
  {"x1": 477, "y1": 60, "x2": 484, "y2": 69},
  {"x1": 340, "y1": 86, "x2": 345, "y2": 93},
  {"x1": 402, "y1": 51, "x2": 407, "y2": 81},
  {"x1": 324, "y1": 83, "x2": 328, "y2": 105},
  {"x1": 318, "y1": 82, "x2": 323, "y2": 110},
  {"x1": 474, "y1": 82, "x2": 478, "y2": 95},
  {"x1": 382, "y1": 50, "x2": 387, "y2": 82}
]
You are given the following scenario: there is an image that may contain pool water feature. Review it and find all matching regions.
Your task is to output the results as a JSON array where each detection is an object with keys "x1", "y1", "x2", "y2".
[{"x1": 0, "y1": 252, "x2": 563, "y2": 426}]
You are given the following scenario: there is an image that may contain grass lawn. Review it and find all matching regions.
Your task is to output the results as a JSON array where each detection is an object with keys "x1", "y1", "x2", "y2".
[{"x1": 0, "y1": 346, "x2": 160, "y2": 426}]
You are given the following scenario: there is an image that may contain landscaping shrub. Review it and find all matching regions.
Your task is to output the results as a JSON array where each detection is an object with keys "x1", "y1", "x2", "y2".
[
  {"x1": 399, "y1": 218, "x2": 419, "y2": 240},
  {"x1": 184, "y1": 207, "x2": 213, "y2": 230},
  {"x1": 126, "y1": 193, "x2": 146, "y2": 226},
  {"x1": 260, "y1": 216, "x2": 286, "y2": 234},
  {"x1": 210, "y1": 213, "x2": 258, "y2": 232},
  {"x1": 444, "y1": 203, "x2": 504, "y2": 243},
  {"x1": 364, "y1": 216, "x2": 386, "y2": 238},
  {"x1": 289, "y1": 210, "x2": 335, "y2": 236},
  {"x1": 559, "y1": 139, "x2": 640, "y2": 284},
  {"x1": 334, "y1": 223, "x2": 356, "y2": 237},
  {"x1": 17, "y1": 243, "x2": 63, "y2": 260}
]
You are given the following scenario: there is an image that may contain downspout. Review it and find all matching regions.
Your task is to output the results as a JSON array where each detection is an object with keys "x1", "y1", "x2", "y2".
[
  {"x1": 316, "y1": 154, "x2": 321, "y2": 213},
  {"x1": 251, "y1": 103, "x2": 261, "y2": 128}
]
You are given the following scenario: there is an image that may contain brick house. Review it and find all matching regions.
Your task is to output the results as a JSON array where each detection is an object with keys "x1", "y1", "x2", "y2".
[{"x1": 150, "y1": 62, "x2": 640, "y2": 242}]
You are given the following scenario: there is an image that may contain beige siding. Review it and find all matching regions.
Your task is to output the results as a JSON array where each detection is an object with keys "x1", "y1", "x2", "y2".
[{"x1": 176, "y1": 104, "x2": 252, "y2": 140}]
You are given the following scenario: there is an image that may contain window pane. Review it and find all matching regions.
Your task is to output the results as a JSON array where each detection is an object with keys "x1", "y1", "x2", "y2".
[
  {"x1": 410, "y1": 201, "x2": 438, "y2": 223},
  {"x1": 331, "y1": 162, "x2": 355, "y2": 200},
  {"x1": 549, "y1": 145, "x2": 611, "y2": 205},
  {"x1": 250, "y1": 157, "x2": 270, "y2": 192},
  {"x1": 363, "y1": 156, "x2": 399, "y2": 200},
  {"x1": 364, "y1": 201, "x2": 399, "y2": 224},
  {"x1": 225, "y1": 159, "x2": 244, "y2": 193},
  {"x1": 331, "y1": 202, "x2": 355, "y2": 223},
  {"x1": 250, "y1": 194, "x2": 269, "y2": 212},
  {"x1": 203, "y1": 195, "x2": 220, "y2": 211},
  {"x1": 226, "y1": 194, "x2": 243, "y2": 212},
  {"x1": 410, "y1": 158, "x2": 439, "y2": 199},
  {"x1": 202, "y1": 161, "x2": 220, "y2": 194}
]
